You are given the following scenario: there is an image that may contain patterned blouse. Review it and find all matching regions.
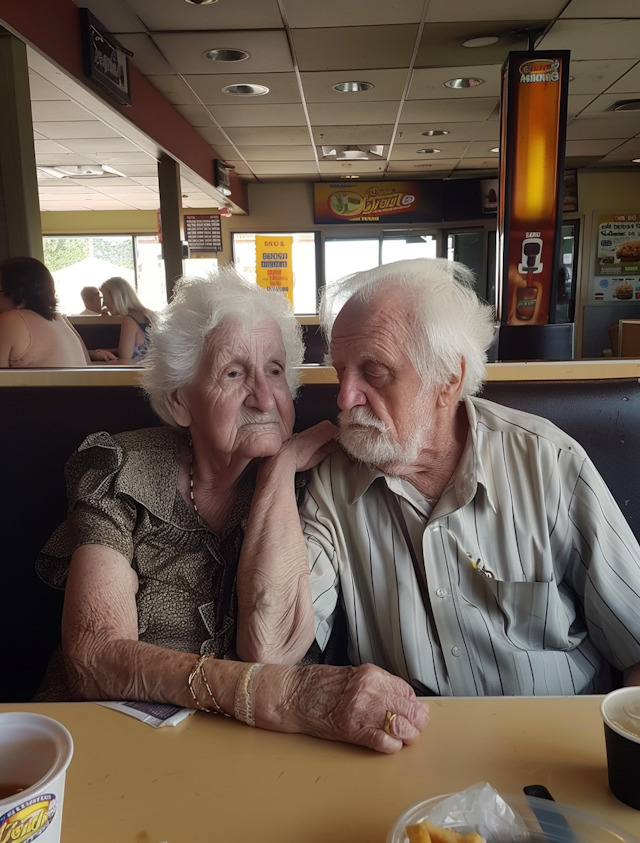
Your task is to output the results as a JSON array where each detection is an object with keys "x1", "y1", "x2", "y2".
[{"x1": 35, "y1": 426, "x2": 314, "y2": 699}]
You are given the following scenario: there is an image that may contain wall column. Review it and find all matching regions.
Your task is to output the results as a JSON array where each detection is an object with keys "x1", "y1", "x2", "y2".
[
  {"x1": 0, "y1": 31, "x2": 43, "y2": 261},
  {"x1": 157, "y1": 156, "x2": 184, "y2": 301}
]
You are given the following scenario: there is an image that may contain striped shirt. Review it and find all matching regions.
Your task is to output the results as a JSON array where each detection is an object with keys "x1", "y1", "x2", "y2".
[{"x1": 301, "y1": 396, "x2": 640, "y2": 696}]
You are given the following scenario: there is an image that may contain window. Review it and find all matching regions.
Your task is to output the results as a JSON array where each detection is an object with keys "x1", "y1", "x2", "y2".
[
  {"x1": 43, "y1": 235, "x2": 179, "y2": 316},
  {"x1": 233, "y1": 232, "x2": 317, "y2": 314}
]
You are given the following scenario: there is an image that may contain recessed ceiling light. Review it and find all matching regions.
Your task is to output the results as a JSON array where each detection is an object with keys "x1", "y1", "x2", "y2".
[
  {"x1": 341, "y1": 175, "x2": 360, "y2": 179},
  {"x1": 37, "y1": 164, "x2": 126, "y2": 179},
  {"x1": 204, "y1": 48, "x2": 249, "y2": 62},
  {"x1": 332, "y1": 81, "x2": 374, "y2": 93},
  {"x1": 221, "y1": 84, "x2": 269, "y2": 97},
  {"x1": 186, "y1": 0, "x2": 218, "y2": 4},
  {"x1": 490, "y1": 147, "x2": 500, "y2": 153},
  {"x1": 420, "y1": 129, "x2": 449, "y2": 137},
  {"x1": 416, "y1": 148, "x2": 441, "y2": 154},
  {"x1": 614, "y1": 99, "x2": 640, "y2": 112},
  {"x1": 443, "y1": 77, "x2": 484, "y2": 89},
  {"x1": 462, "y1": 36, "x2": 499, "y2": 48},
  {"x1": 632, "y1": 158, "x2": 640, "y2": 164}
]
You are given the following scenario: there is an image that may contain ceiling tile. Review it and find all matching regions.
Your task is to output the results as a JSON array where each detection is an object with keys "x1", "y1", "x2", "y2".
[
  {"x1": 401, "y1": 98, "x2": 499, "y2": 122},
  {"x1": 464, "y1": 142, "x2": 501, "y2": 158},
  {"x1": 251, "y1": 162, "x2": 321, "y2": 175},
  {"x1": 425, "y1": 0, "x2": 566, "y2": 21},
  {"x1": 186, "y1": 72, "x2": 301, "y2": 105},
  {"x1": 284, "y1": 0, "x2": 425, "y2": 27},
  {"x1": 579, "y1": 93, "x2": 640, "y2": 116},
  {"x1": 607, "y1": 63, "x2": 640, "y2": 94},
  {"x1": 560, "y1": 0, "x2": 640, "y2": 17},
  {"x1": 313, "y1": 125, "x2": 395, "y2": 145},
  {"x1": 34, "y1": 139, "x2": 74, "y2": 154},
  {"x1": 151, "y1": 32, "x2": 294, "y2": 75},
  {"x1": 391, "y1": 142, "x2": 471, "y2": 161},
  {"x1": 116, "y1": 34, "x2": 176, "y2": 76},
  {"x1": 566, "y1": 94, "x2": 599, "y2": 117},
  {"x1": 318, "y1": 160, "x2": 387, "y2": 175},
  {"x1": 224, "y1": 126, "x2": 312, "y2": 145},
  {"x1": 291, "y1": 26, "x2": 418, "y2": 72},
  {"x1": 567, "y1": 116, "x2": 640, "y2": 139},
  {"x1": 473, "y1": 122, "x2": 502, "y2": 141},
  {"x1": 396, "y1": 122, "x2": 485, "y2": 142},
  {"x1": 409, "y1": 65, "x2": 502, "y2": 99},
  {"x1": 568, "y1": 60, "x2": 638, "y2": 95},
  {"x1": 416, "y1": 22, "x2": 539, "y2": 69},
  {"x1": 237, "y1": 146, "x2": 316, "y2": 162},
  {"x1": 60, "y1": 138, "x2": 144, "y2": 154},
  {"x1": 126, "y1": 0, "x2": 284, "y2": 31},
  {"x1": 147, "y1": 75, "x2": 202, "y2": 105},
  {"x1": 539, "y1": 20, "x2": 640, "y2": 61},
  {"x1": 565, "y1": 138, "x2": 626, "y2": 156},
  {"x1": 307, "y1": 102, "x2": 399, "y2": 125},
  {"x1": 204, "y1": 103, "x2": 307, "y2": 127},
  {"x1": 299, "y1": 69, "x2": 408, "y2": 103},
  {"x1": 35, "y1": 154, "x2": 101, "y2": 166},
  {"x1": 386, "y1": 159, "x2": 459, "y2": 173},
  {"x1": 31, "y1": 101, "x2": 95, "y2": 122},
  {"x1": 33, "y1": 122, "x2": 123, "y2": 140},
  {"x1": 69, "y1": 0, "x2": 146, "y2": 32},
  {"x1": 28, "y1": 73, "x2": 68, "y2": 101},
  {"x1": 194, "y1": 126, "x2": 232, "y2": 146}
]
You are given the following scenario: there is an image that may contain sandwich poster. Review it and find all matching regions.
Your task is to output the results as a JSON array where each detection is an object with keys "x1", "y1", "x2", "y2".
[
  {"x1": 591, "y1": 212, "x2": 640, "y2": 303},
  {"x1": 255, "y1": 236, "x2": 294, "y2": 306},
  {"x1": 314, "y1": 181, "x2": 442, "y2": 224}
]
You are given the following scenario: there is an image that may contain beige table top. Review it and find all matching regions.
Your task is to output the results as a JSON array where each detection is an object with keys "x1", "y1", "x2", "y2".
[{"x1": 2, "y1": 697, "x2": 639, "y2": 843}]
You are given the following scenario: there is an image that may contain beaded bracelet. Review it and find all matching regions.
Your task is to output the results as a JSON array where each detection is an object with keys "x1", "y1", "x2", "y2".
[
  {"x1": 188, "y1": 654, "x2": 230, "y2": 716},
  {"x1": 234, "y1": 662, "x2": 263, "y2": 727}
]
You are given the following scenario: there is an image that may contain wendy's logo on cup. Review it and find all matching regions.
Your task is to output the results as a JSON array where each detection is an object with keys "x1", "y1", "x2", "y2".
[{"x1": 0, "y1": 794, "x2": 56, "y2": 843}]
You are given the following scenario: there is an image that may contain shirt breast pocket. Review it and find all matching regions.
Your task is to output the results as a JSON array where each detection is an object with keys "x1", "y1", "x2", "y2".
[{"x1": 483, "y1": 577, "x2": 576, "y2": 651}]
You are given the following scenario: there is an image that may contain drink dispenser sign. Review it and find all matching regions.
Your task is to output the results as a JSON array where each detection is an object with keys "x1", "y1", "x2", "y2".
[{"x1": 497, "y1": 51, "x2": 570, "y2": 326}]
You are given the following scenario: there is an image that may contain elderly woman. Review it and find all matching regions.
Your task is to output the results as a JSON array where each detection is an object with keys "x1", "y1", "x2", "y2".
[
  {"x1": 0, "y1": 257, "x2": 90, "y2": 367},
  {"x1": 36, "y1": 268, "x2": 427, "y2": 753}
]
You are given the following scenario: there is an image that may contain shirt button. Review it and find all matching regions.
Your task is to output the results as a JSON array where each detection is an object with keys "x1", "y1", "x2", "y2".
[
  {"x1": 435, "y1": 587, "x2": 448, "y2": 598},
  {"x1": 451, "y1": 646, "x2": 462, "y2": 657}
]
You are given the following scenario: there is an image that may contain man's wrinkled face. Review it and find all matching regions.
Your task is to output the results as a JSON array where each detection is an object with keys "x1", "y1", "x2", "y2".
[{"x1": 330, "y1": 288, "x2": 435, "y2": 472}]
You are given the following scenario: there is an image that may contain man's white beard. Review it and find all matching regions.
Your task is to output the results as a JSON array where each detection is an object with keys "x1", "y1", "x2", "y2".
[{"x1": 337, "y1": 405, "x2": 424, "y2": 472}]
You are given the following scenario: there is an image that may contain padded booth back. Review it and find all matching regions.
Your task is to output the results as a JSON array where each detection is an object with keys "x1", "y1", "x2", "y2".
[{"x1": 1, "y1": 377, "x2": 639, "y2": 700}]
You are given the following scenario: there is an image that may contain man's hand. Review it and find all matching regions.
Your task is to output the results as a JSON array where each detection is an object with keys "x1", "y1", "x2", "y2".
[{"x1": 90, "y1": 349, "x2": 118, "y2": 361}]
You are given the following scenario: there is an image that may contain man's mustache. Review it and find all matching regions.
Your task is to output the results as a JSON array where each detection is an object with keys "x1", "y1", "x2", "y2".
[{"x1": 338, "y1": 407, "x2": 390, "y2": 434}]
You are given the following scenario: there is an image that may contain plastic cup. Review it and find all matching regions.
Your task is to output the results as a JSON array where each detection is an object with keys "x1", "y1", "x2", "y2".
[
  {"x1": 601, "y1": 687, "x2": 640, "y2": 810},
  {"x1": 0, "y1": 712, "x2": 74, "y2": 843}
]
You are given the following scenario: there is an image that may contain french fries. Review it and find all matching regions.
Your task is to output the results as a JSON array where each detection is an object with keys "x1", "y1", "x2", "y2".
[{"x1": 406, "y1": 820, "x2": 484, "y2": 843}]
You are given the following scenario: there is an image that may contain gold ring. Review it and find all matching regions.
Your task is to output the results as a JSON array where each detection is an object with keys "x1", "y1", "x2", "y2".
[{"x1": 383, "y1": 710, "x2": 396, "y2": 736}]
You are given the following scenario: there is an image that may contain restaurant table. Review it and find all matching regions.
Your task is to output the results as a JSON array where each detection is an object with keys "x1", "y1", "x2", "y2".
[{"x1": 1, "y1": 697, "x2": 639, "y2": 843}]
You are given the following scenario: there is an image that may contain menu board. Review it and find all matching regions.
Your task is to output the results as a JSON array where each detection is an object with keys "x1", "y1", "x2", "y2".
[
  {"x1": 184, "y1": 214, "x2": 222, "y2": 253},
  {"x1": 591, "y1": 212, "x2": 640, "y2": 304}
]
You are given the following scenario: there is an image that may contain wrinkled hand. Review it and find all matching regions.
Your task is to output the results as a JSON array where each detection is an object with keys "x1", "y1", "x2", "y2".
[
  {"x1": 92, "y1": 349, "x2": 118, "y2": 361},
  {"x1": 285, "y1": 663, "x2": 429, "y2": 753},
  {"x1": 276, "y1": 420, "x2": 339, "y2": 472}
]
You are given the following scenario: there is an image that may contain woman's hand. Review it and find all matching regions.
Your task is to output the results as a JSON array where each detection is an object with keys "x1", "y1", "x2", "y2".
[
  {"x1": 90, "y1": 349, "x2": 118, "y2": 361},
  {"x1": 276, "y1": 420, "x2": 340, "y2": 472},
  {"x1": 254, "y1": 662, "x2": 429, "y2": 754}
]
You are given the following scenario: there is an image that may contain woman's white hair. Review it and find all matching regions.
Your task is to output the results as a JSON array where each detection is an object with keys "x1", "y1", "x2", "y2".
[
  {"x1": 141, "y1": 266, "x2": 304, "y2": 426},
  {"x1": 320, "y1": 258, "x2": 497, "y2": 399}
]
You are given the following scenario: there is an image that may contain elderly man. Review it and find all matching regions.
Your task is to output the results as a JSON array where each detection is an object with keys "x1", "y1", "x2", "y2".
[
  {"x1": 269, "y1": 257, "x2": 640, "y2": 700},
  {"x1": 78, "y1": 286, "x2": 102, "y2": 315}
]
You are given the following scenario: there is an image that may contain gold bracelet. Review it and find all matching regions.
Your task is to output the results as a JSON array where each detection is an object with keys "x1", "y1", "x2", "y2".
[
  {"x1": 234, "y1": 662, "x2": 263, "y2": 727},
  {"x1": 187, "y1": 654, "x2": 230, "y2": 716}
]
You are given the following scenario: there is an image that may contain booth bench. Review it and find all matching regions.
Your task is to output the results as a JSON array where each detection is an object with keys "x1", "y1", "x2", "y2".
[{"x1": 1, "y1": 361, "x2": 640, "y2": 701}]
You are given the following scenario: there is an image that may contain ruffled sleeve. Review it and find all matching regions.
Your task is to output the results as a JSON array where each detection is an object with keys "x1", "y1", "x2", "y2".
[{"x1": 36, "y1": 431, "x2": 137, "y2": 589}]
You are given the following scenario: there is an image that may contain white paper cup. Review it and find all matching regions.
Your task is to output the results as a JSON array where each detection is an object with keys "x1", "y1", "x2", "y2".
[{"x1": 0, "y1": 712, "x2": 74, "y2": 843}]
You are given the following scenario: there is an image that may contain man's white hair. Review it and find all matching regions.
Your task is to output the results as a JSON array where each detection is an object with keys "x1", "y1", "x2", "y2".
[
  {"x1": 320, "y1": 258, "x2": 497, "y2": 398},
  {"x1": 142, "y1": 267, "x2": 304, "y2": 426}
]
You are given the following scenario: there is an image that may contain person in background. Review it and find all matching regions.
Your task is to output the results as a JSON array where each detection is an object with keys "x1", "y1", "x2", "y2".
[
  {"x1": 78, "y1": 286, "x2": 103, "y2": 315},
  {"x1": 35, "y1": 269, "x2": 427, "y2": 754},
  {"x1": 0, "y1": 257, "x2": 90, "y2": 368},
  {"x1": 100, "y1": 276, "x2": 155, "y2": 362}
]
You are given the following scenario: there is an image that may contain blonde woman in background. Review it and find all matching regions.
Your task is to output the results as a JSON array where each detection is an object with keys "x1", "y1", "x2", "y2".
[{"x1": 100, "y1": 276, "x2": 155, "y2": 362}]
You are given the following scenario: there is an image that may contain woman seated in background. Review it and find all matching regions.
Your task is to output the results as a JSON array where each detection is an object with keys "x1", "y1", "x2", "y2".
[
  {"x1": 0, "y1": 257, "x2": 89, "y2": 368},
  {"x1": 99, "y1": 276, "x2": 155, "y2": 362},
  {"x1": 36, "y1": 269, "x2": 427, "y2": 753}
]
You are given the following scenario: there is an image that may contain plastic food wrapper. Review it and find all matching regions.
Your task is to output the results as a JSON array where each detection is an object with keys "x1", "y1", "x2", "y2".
[
  {"x1": 424, "y1": 783, "x2": 529, "y2": 840},
  {"x1": 97, "y1": 701, "x2": 196, "y2": 728}
]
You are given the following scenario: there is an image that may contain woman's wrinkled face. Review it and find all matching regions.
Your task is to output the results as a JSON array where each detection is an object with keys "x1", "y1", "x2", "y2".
[{"x1": 172, "y1": 317, "x2": 295, "y2": 461}]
